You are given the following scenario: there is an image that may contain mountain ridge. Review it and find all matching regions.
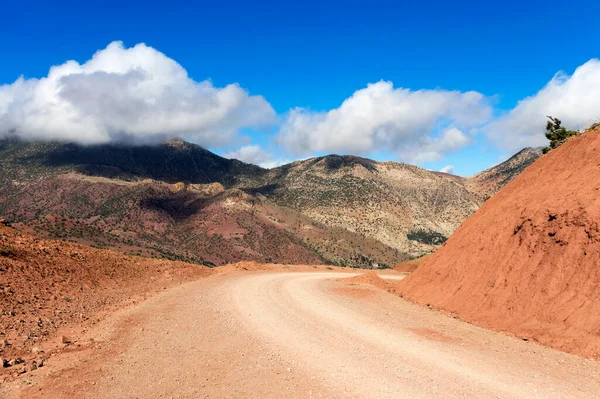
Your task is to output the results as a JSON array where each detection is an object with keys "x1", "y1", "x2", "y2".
[
  {"x1": 464, "y1": 147, "x2": 543, "y2": 199},
  {"x1": 0, "y1": 137, "x2": 538, "y2": 267}
]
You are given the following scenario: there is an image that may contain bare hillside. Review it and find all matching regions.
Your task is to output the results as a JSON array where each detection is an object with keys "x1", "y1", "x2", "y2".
[
  {"x1": 399, "y1": 128, "x2": 600, "y2": 358},
  {"x1": 464, "y1": 147, "x2": 542, "y2": 199}
]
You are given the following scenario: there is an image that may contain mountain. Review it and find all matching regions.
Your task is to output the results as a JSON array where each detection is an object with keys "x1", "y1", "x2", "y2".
[
  {"x1": 0, "y1": 138, "x2": 317, "y2": 265},
  {"x1": 0, "y1": 137, "x2": 262, "y2": 190},
  {"x1": 256, "y1": 155, "x2": 480, "y2": 257},
  {"x1": 0, "y1": 137, "x2": 531, "y2": 268},
  {"x1": 464, "y1": 147, "x2": 543, "y2": 199},
  {"x1": 0, "y1": 139, "x2": 423, "y2": 267},
  {"x1": 398, "y1": 127, "x2": 600, "y2": 358}
]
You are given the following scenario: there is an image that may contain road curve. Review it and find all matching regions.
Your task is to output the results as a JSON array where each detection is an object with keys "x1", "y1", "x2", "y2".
[{"x1": 7, "y1": 271, "x2": 600, "y2": 398}]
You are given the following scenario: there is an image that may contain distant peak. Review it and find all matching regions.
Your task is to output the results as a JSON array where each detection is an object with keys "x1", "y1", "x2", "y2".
[
  {"x1": 163, "y1": 137, "x2": 188, "y2": 147},
  {"x1": 162, "y1": 138, "x2": 208, "y2": 153},
  {"x1": 318, "y1": 154, "x2": 378, "y2": 172},
  {"x1": 165, "y1": 137, "x2": 186, "y2": 143}
]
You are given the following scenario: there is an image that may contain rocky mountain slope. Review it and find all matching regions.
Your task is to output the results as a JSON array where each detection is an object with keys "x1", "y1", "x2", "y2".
[
  {"x1": 259, "y1": 155, "x2": 480, "y2": 257},
  {"x1": 398, "y1": 127, "x2": 600, "y2": 358},
  {"x1": 1, "y1": 174, "x2": 329, "y2": 266},
  {"x1": 0, "y1": 137, "x2": 263, "y2": 196},
  {"x1": 464, "y1": 147, "x2": 542, "y2": 199},
  {"x1": 0, "y1": 137, "x2": 532, "y2": 267},
  {"x1": 0, "y1": 139, "x2": 418, "y2": 267}
]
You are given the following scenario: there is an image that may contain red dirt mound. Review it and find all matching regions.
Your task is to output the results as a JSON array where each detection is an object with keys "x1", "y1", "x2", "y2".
[
  {"x1": 344, "y1": 272, "x2": 394, "y2": 292},
  {"x1": 398, "y1": 127, "x2": 600, "y2": 359},
  {"x1": 220, "y1": 261, "x2": 280, "y2": 272},
  {"x1": 395, "y1": 256, "x2": 428, "y2": 273},
  {"x1": 0, "y1": 223, "x2": 211, "y2": 364}
]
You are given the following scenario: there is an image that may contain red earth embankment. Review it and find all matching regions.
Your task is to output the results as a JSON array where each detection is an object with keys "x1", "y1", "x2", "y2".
[
  {"x1": 0, "y1": 222, "x2": 211, "y2": 363},
  {"x1": 395, "y1": 255, "x2": 429, "y2": 273},
  {"x1": 344, "y1": 271, "x2": 395, "y2": 291},
  {"x1": 398, "y1": 127, "x2": 600, "y2": 359}
]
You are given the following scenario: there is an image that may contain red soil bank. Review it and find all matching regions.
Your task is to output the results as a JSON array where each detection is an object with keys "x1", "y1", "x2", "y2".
[
  {"x1": 398, "y1": 127, "x2": 600, "y2": 359},
  {"x1": 395, "y1": 256, "x2": 428, "y2": 273},
  {"x1": 0, "y1": 223, "x2": 211, "y2": 360},
  {"x1": 345, "y1": 272, "x2": 394, "y2": 292}
]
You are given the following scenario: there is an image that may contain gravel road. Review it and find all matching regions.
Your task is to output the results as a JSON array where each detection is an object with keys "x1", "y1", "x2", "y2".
[{"x1": 4, "y1": 271, "x2": 600, "y2": 398}]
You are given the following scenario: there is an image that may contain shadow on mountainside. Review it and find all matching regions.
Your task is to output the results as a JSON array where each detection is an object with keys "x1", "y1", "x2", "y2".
[{"x1": 9, "y1": 139, "x2": 266, "y2": 186}]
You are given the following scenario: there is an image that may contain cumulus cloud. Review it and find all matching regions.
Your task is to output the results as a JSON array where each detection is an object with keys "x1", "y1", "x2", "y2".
[
  {"x1": 223, "y1": 145, "x2": 289, "y2": 169},
  {"x1": 487, "y1": 59, "x2": 600, "y2": 151},
  {"x1": 407, "y1": 127, "x2": 470, "y2": 163},
  {"x1": 439, "y1": 165, "x2": 454, "y2": 174},
  {"x1": 224, "y1": 145, "x2": 272, "y2": 165},
  {"x1": 259, "y1": 159, "x2": 291, "y2": 169},
  {"x1": 0, "y1": 41, "x2": 275, "y2": 145},
  {"x1": 278, "y1": 81, "x2": 491, "y2": 163}
]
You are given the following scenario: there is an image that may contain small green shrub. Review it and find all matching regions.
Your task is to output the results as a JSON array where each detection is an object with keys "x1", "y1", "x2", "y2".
[
  {"x1": 407, "y1": 230, "x2": 447, "y2": 245},
  {"x1": 0, "y1": 246, "x2": 12, "y2": 257},
  {"x1": 543, "y1": 116, "x2": 578, "y2": 154},
  {"x1": 585, "y1": 122, "x2": 600, "y2": 132}
]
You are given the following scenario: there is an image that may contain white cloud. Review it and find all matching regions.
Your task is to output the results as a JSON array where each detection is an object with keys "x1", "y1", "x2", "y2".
[
  {"x1": 486, "y1": 59, "x2": 600, "y2": 151},
  {"x1": 0, "y1": 41, "x2": 275, "y2": 145},
  {"x1": 277, "y1": 81, "x2": 491, "y2": 163},
  {"x1": 224, "y1": 145, "x2": 271, "y2": 165},
  {"x1": 407, "y1": 127, "x2": 470, "y2": 163},
  {"x1": 8, "y1": 43, "x2": 597, "y2": 169},
  {"x1": 439, "y1": 165, "x2": 454, "y2": 174},
  {"x1": 223, "y1": 145, "x2": 289, "y2": 169},
  {"x1": 258, "y1": 159, "x2": 291, "y2": 169}
]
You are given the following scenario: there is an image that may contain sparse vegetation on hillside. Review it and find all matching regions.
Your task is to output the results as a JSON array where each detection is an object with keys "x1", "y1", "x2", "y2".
[
  {"x1": 542, "y1": 116, "x2": 579, "y2": 154},
  {"x1": 585, "y1": 121, "x2": 600, "y2": 132},
  {"x1": 407, "y1": 229, "x2": 447, "y2": 245},
  {"x1": 464, "y1": 147, "x2": 543, "y2": 200},
  {"x1": 0, "y1": 245, "x2": 12, "y2": 257},
  {"x1": 261, "y1": 154, "x2": 479, "y2": 258}
]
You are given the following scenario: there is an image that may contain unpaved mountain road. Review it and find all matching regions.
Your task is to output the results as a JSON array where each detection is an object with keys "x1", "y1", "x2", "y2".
[{"x1": 3, "y1": 271, "x2": 600, "y2": 398}]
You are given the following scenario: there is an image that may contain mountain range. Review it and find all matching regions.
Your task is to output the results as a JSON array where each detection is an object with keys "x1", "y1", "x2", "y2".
[{"x1": 0, "y1": 137, "x2": 541, "y2": 267}]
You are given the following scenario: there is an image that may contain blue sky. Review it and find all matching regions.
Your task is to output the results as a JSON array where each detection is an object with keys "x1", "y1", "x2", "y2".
[{"x1": 1, "y1": 0, "x2": 599, "y2": 175}]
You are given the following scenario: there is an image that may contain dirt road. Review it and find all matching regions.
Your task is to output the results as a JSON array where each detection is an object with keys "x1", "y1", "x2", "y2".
[{"x1": 4, "y1": 271, "x2": 600, "y2": 398}]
